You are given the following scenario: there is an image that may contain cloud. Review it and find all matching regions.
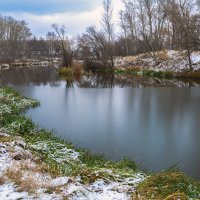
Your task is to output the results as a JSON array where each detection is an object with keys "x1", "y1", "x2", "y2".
[
  {"x1": 0, "y1": 0, "x2": 101, "y2": 14},
  {"x1": 1, "y1": 0, "x2": 124, "y2": 37},
  {"x1": 4, "y1": 8, "x2": 102, "y2": 37}
]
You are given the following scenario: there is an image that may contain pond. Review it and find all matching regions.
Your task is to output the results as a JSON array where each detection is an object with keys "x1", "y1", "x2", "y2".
[{"x1": 1, "y1": 67, "x2": 200, "y2": 179}]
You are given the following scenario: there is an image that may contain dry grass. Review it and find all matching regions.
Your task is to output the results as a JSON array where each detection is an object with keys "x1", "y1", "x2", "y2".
[
  {"x1": 62, "y1": 196, "x2": 69, "y2": 200},
  {"x1": 157, "y1": 50, "x2": 168, "y2": 61},
  {"x1": 10, "y1": 151, "x2": 32, "y2": 161},
  {"x1": 58, "y1": 67, "x2": 73, "y2": 77},
  {"x1": 45, "y1": 185, "x2": 64, "y2": 195},
  {"x1": 136, "y1": 171, "x2": 200, "y2": 200},
  {"x1": 17, "y1": 176, "x2": 39, "y2": 193},
  {"x1": 165, "y1": 193, "x2": 188, "y2": 200},
  {"x1": 0, "y1": 136, "x2": 14, "y2": 143},
  {"x1": 132, "y1": 192, "x2": 188, "y2": 200},
  {"x1": 33, "y1": 162, "x2": 49, "y2": 174},
  {"x1": 176, "y1": 71, "x2": 200, "y2": 78},
  {"x1": 132, "y1": 194, "x2": 149, "y2": 200},
  {"x1": 4, "y1": 160, "x2": 52, "y2": 193},
  {"x1": 19, "y1": 159, "x2": 49, "y2": 174},
  {"x1": 0, "y1": 175, "x2": 6, "y2": 185},
  {"x1": 139, "y1": 53, "x2": 151, "y2": 59},
  {"x1": 5, "y1": 165, "x2": 23, "y2": 186},
  {"x1": 126, "y1": 66, "x2": 143, "y2": 72},
  {"x1": 58, "y1": 63, "x2": 84, "y2": 77}
]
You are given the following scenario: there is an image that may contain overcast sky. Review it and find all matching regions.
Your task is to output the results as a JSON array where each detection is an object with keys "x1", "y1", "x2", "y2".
[{"x1": 0, "y1": 0, "x2": 124, "y2": 38}]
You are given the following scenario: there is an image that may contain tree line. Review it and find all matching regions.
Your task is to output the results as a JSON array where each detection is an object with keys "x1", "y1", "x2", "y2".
[
  {"x1": 1, "y1": 0, "x2": 200, "y2": 70},
  {"x1": 0, "y1": 15, "x2": 65, "y2": 63},
  {"x1": 78, "y1": 0, "x2": 200, "y2": 69}
]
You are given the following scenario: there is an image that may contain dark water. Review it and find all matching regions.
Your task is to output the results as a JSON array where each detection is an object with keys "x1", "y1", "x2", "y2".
[{"x1": 1, "y1": 67, "x2": 200, "y2": 179}]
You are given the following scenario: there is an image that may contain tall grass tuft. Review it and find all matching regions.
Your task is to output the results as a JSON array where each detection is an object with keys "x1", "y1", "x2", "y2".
[
  {"x1": 58, "y1": 64, "x2": 84, "y2": 77},
  {"x1": 58, "y1": 67, "x2": 73, "y2": 77},
  {"x1": 136, "y1": 171, "x2": 200, "y2": 200}
]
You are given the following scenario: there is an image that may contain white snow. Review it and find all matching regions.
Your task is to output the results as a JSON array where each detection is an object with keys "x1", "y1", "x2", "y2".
[
  {"x1": 51, "y1": 177, "x2": 71, "y2": 187},
  {"x1": 31, "y1": 141, "x2": 80, "y2": 163},
  {"x1": 65, "y1": 173, "x2": 145, "y2": 200},
  {"x1": 0, "y1": 183, "x2": 31, "y2": 200},
  {"x1": 191, "y1": 53, "x2": 200, "y2": 64},
  {"x1": 0, "y1": 133, "x2": 145, "y2": 200},
  {"x1": 0, "y1": 143, "x2": 11, "y2": 176},
  {"x1": 114, "y1": 50, "x2": 200, "y2": 72}
]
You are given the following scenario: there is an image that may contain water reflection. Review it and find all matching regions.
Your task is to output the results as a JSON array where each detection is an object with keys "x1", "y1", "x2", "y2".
[
  {"x1": 77, "y1": 73, "x2": 115, "y2": 88},
  {"x1": 0, "y1": 67, "x2": 61, "y2": 86},
  {"x1": 1, "y1": 66, "x2": 200, "y2": 88}
]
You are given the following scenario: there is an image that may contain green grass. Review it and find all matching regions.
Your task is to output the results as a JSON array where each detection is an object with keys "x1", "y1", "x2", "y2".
[
  {"x1": 96, "y1": 67, "x2": 114, "y2": 73},
  {"x1": 136, "y1": 171, "x2": 200, "y2": 199},
  {"x1": 114, "y1": 67, "x2": 174, "y2": 79}
]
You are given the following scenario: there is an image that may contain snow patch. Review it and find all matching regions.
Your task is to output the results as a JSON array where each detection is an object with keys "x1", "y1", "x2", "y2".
[
  {"x1": 66, "y1": 173, "x2": 145, "y2": 200},
  {"x1": 191, "y1": 53, "x2": 200, "y2": 64},
  {"x1": 32, "y1": 141, "x2": 80, "y2": 163},
  {"x1": 0, "y1": 143, "x2": 11, "y2": 176},
  {"x1": 51, "y1": 177, "x2": 71, "y2": 187},
  {"x1": 0, "y1": 183, "x2": 31, "y2": 200}
]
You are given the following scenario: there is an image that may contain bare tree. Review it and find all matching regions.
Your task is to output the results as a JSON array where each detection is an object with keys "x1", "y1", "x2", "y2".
[
  {"x1": 46, "y1": 32, "x2": 57, "y2": 56},
  {"x1": 0, "y1": 16, "x2": 32, "y2": 62},
  {"x1": 102, "y1": 0, "x2": 115, "y2": 67},
  {"x1": 165, "y1": 0, "x2": 199, "y2": 70},
  {"x1": 78, "y1": 0, "x2": 200, "y2": 70},
  {"x1": 51, "y1": 24, "x2": 73, "y2": 67},
  {"x1": 119, "y1": 11, "x2": 129, "y2": 56},
  {"x1": 78, "y1": 26, "x2": 107, "y2": 67}
]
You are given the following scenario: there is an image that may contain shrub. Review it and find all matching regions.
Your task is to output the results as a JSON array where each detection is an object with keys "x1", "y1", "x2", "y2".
[
  {"x1": 58, "y1": 67, "x2": 73, "y2": 77},
  {"x1": 58, "y1": 64, "x2": 84, "y2": 77},
  {"x1": 73, "y1": 64, "x2": 84, "y2": 76},
  {"x1": 136, "y1": 171, "x2": 200, "y2": 199}
]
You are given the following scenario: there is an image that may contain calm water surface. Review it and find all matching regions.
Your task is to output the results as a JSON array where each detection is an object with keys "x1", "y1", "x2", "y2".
[{"x1": 1, "y1": 67, "x2": 200, "y2": 179}]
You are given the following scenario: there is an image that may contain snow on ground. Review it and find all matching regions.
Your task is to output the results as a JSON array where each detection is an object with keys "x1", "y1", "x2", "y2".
[
  {"x1": 0, "y1": 133, "x2": 64, "y2": 199},
  {"x1": 65, "y1": 173, "x2": 144, "y2": 200},
  {"x1": 0, "y1": 132, "x2": 145, "y2": 200},
  {"x1": 0, "y1": 182, "x2": 64, "y2": 200},
  {"x1": 0, "y1": 183, "x2": 30, "y2": 200},
  {"x1": 114, "y1": 50, "x2": 200, "y2": 72},
  {"x1": 32, "y1": 141, "x2": 80, "y2": 163},
  {"x1": 0, "y1": 133, "x2": 15, "y2": 177}
]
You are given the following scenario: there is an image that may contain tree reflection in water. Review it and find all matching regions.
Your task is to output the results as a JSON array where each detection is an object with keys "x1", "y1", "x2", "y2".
[
  {"x1": 76, "y1": 73, "x2": 115, "y2": 88},
  {"x1": 1, "y1": 66, "x2": 200, "y2": 88},
  {"x1": 65, "y1": 78, "x2": 74, "y2": 88}
]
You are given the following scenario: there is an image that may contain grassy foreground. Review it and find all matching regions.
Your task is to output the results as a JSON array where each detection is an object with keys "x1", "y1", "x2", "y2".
[{"x1": 0, "y1": 87, "x2": 200, "y2": 199}]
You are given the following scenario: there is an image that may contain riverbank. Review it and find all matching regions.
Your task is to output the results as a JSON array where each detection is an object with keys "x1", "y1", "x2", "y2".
[
  {"x1": 2, "y1": 51, "x2": 200, "y2": 80},
  {"x1": 114, "y1": 50, "x2": 200, "y2": 79},
  {"x1": 0, "y1": 57, "x2": 62, "y2": 70},
  {"x1": 0, "y1": 87, "x2": 200, "y2": 199}
]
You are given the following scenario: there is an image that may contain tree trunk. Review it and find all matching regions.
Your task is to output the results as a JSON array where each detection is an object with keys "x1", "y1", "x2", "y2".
[{"x1": 187, "y1": 49, "x2": 192, "y2": 71}]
